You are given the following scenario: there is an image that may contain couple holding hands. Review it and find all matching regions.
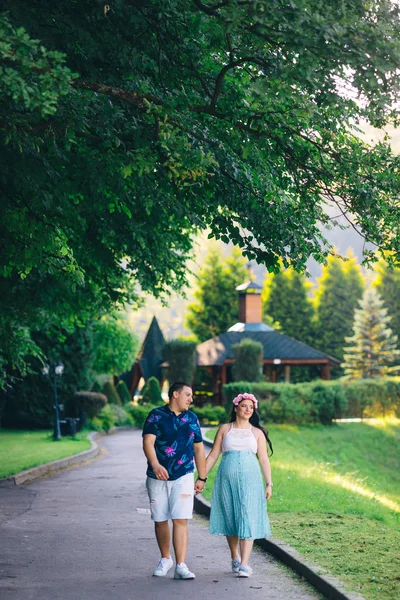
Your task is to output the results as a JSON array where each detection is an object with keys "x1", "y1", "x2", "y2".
[{"x1": 142, "y1": 382, "x2": 273, "y2": 580}]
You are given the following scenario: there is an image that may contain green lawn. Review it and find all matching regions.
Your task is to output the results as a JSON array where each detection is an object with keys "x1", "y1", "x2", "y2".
[
  {"x1": 204, "y1": 419, "x2": 400, "y2": 600},
  {"x1": 0, "y1": 430, "x2": 92, "y2": 478}
]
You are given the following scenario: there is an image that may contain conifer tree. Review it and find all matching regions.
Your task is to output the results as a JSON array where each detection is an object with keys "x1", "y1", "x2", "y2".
[
  {"x1": 262, "y1": 269, "x2": 315, "y2": 345},
  {"x1": 374, "y1": 258, "x2": 400, "y2": 347},
  {"x1": 185, "y1": 246, "x2": 248, "y2": 341},
  {"x1": 314, "y1": 253, "x2": 365, "y2": 366},
  {"x1": 343, "y1": 288, "x2": 400, "y2": 379}
]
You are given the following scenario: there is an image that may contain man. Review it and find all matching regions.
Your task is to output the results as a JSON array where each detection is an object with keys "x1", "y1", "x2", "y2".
[{"x1": 142, "y1": 381, "x2": 207, "y2": 580}]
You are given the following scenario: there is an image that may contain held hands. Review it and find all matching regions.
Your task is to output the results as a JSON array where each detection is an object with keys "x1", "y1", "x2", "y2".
[
  {"x1": 194, "y1": 479, "x2": 205, "y2": 495},
  {"x1": 153, "y1": 463, "x2": 169, "y2": 480}
]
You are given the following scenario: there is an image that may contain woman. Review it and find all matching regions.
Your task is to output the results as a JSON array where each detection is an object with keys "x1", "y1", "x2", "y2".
[{"x1": 205, "y1": 392, "x2": 273, "y2": 578}]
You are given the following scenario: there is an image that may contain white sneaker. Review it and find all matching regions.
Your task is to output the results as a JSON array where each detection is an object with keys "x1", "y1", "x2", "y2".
[
  {"x1": 231, "y1": 557, "x2": 241, "y2": 573},
  {"x1": 174, "y1": 563, "x2": 196, "y2": 580},
  {"x1": 153, "y1": 557, "x2": 173, "y2": 577},
  {"x1": 237, "y1": 565, "x2": 253, "y2": 578}
]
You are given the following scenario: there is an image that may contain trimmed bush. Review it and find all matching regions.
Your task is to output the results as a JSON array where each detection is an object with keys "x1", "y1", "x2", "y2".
[
  {"x1": 232, "y1": 338, "x2": 263, "y2": 382},
  {"x1": 116, "y1": 380, "x2": 131, "y2": 405},
  {"x1": 126, "y1": 403, "x2": 151, "y2": 428},
  {"x1": 102, "y1": 381, "x2": 122, "y2": 405},
  {"x1": 191, "y1": 404, "x2": 226, "y2": 425},
  {"x1": 139, "y1": 376, "x2": 163, "y2": 406},
  {"x1": 91, "y1": 380, "x2": 102, "y2": 393},
  {"x1": 90, "y1": 405, "x2": 116, "y2": 432},
  {"x1": 224, "y1": 378, "x2": 400, "y2": 424},
  {"x1": 108, "y1": 404, "x2": 134, "y2": 426},
  {"x1": 163, "y1": 339, "x2": 196, "y2": 384},
  {"x1": 70, "y1": 391, "x2": 108, "y2": 418},
  {"x1": 341, "y1": 378, "x2": 400, "y2": 418}
]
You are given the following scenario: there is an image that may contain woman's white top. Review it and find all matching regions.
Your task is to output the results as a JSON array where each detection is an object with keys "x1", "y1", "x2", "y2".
[{"x1": 221, "y1": 423, "x2": 258, "y2": 454}]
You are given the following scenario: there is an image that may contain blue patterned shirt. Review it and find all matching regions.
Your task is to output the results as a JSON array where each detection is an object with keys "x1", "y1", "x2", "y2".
[{"x1": 142, "y1": 405, "x2": 203, "y2": 481}]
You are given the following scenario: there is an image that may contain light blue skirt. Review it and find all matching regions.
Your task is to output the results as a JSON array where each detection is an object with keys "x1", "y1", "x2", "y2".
[{"x1": 210, "y1": 450, "x2": 271, "y2": 540}]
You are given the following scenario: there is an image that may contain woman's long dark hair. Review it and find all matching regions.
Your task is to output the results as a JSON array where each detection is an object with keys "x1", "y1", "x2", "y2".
[{"x1": 229, "y1": 405, "x2": 273, "y2": 456}]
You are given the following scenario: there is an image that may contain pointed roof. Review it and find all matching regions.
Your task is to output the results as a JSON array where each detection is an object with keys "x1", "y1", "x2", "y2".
[{"x1": 137, "y1": 316, "x2": 166, "y2": 380}]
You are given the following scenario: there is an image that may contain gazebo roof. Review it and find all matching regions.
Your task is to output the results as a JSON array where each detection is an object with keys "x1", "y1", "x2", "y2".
[
  {"x1": 196, "y1": 330, "x2": 340, "y2": 367},
  {"x1": 136, "y1": 316, "x2": 166, "y2": 380}
]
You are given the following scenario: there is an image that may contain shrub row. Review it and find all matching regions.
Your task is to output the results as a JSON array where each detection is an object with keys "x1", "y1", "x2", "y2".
[
  {"x1": 224, "y1": 378, "x2": 400, "y2": 425},
  {"x1": 191, "y1": 404, "x2": 226, "y2": 425}
]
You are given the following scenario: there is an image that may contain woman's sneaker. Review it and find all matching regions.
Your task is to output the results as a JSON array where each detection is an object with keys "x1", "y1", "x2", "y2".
[
  {"x1": 231, "y1": 557, "x2": 241, "y2": 573},
  {"x1": 153, "y1": 557, "x2": 173, "y2": 577},
  {"x1": 237, "y1": 565, "x2": 253, "y2": 578},
  {"x1": 174, "y1": 563, "x2": 196, "y2": 579}
]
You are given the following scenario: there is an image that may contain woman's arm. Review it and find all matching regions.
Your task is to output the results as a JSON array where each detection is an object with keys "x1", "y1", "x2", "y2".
[
  {"x1": 256, "y1": 430, "x2": 273, "y2": 500},
  {"x1": 205, "y1": 424, "x2": 228, "y2": 474}
]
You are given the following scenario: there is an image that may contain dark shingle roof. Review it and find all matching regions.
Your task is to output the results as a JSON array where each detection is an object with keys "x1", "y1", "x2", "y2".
[
  {"x1": 196, "y1": 330, "x2": 340, "y2": 366},
  {"x1": 137, "y1": 316, "x2": 166, "y2": 380}
]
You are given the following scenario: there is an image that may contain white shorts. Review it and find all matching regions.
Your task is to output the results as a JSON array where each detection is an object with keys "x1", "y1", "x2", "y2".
[{"x1": 146, "y1": 472, "x2": 195, "y2": 521}]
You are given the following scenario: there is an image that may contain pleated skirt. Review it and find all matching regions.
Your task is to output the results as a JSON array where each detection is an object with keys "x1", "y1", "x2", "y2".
[{"x1": 210, "y1": 450, "x2": 271, "y2": 540}]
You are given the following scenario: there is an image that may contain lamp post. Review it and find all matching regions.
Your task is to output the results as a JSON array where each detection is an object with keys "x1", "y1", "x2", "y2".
[{"x1": 42, "y1": 362, "x2": 64, "y2": 441}]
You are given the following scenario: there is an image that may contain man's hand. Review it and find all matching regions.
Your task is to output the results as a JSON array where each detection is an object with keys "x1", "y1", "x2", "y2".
[
  {"x1": 194, "y1": 479, "x2": 205, "y2": 495},
  {"x1": 153, "y1": 463, "x2": 169, "y2": 480}
]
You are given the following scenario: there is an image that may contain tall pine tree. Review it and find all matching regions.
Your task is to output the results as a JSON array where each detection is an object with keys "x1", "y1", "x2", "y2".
[
  {"x1": 185, "y1": 246, "x2": 248, "y2": 342},
  {"x1": 262, "y1": 269, "x2": 315, "y2": 345},
  {"x1": 343, "y1": 287, "x2": 400, "y2": 379},
  {"x1": 314, "y1": 253, "x2": 365, "y2": 368}
]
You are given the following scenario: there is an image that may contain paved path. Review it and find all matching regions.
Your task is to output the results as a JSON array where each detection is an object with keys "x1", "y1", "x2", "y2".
[{"x1": 0, "y1": 431, "x2": 322, "y2": 600}]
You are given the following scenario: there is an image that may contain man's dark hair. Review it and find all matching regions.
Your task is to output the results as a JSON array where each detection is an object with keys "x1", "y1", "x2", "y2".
[{"x1": 168, "y1": 381, "x2": 192, "y2": 400}]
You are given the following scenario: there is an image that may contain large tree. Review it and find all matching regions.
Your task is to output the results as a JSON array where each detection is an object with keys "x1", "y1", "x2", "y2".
[
  {"x1": 262, "y1": 269, "x2": 315, "y2": 345},
  {"x1": 314, "y1": 254, "x2": 365, "y2": 367},
  {"x1": 343, "y1": 287, "x2": 400, "y2": 379},
  {"x1": 185, "y1": 246, "x2": 248, "y2": 341},
  {"x1": 1, "y1": 2, "x2": 400, "y2": 386}
]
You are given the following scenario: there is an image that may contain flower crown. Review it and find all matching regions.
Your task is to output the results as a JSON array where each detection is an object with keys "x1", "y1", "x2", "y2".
[{"x1": 232, "y1": 393, "x2": 258, "y2": 409}]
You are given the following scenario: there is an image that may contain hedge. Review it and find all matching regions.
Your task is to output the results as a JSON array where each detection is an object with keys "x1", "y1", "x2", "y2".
[
  {"x1": 191, "y1": 404, "x2": 226, "y2": 425},
  {"x1": 224, "y1": 378, "x2": 400, "y2": 425}
]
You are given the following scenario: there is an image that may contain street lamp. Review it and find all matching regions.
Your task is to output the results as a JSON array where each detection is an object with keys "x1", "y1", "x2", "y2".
[{"x1": 42, "y1": 361, "x2": 64, "y2": 441}]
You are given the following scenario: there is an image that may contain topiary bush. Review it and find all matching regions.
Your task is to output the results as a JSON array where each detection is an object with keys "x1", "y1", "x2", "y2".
[
  {"x1": 231, "y1": 338, "x2": 263, "y2": 382},
  {"x1": 90, "y1": 404, "x2": 116, "y2": 432},
  {"x1": 139, "y1": 376, "x2": 163, "y2": 406},
  {"x1": 102, "y1": 381, "x2": 122, "y2": 405},
  {"x1": 163, "y1": 339, "x2": 196, "y2": 384},
  {"x1": 69, "y1": 391, "x2": 108, "y2": 419},
  {"x1": 126, "y1": 403, "x2": 152, "y2": 428},
  {"x1": 116, "y1": 380, "x2": 131, "y2": 405}
]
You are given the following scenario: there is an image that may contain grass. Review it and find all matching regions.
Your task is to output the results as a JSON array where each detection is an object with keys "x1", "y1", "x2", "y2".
[
  {"x1": 0, "y1": 429, "x2": 92, "y2": 478},
  {"x1": 204, "y1": 419, "x2": 400, "y2": 600}
]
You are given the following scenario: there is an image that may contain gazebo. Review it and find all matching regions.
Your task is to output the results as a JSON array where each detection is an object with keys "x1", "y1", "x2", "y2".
[{"x1": 195, "y1": 281, "x2": 340, "y2": 404}]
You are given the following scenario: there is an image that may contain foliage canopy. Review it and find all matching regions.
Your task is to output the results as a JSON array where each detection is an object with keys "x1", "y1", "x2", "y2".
[{"x1": 1, "y1": 1, "x2": 400, "y2": 384}]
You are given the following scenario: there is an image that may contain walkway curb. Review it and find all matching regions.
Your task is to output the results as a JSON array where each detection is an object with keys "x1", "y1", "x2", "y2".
[
  {"x1": 199, "y1": 437, "x2": 366, "y2": 600},
  {"x1": 0, "y1": 427, "x2": 135, "y2": 487}
]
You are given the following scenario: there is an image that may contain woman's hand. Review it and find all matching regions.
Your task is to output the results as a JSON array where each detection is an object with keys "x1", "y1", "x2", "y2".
[{"x1": 265, "y1": 484, "x2": 273, "y2": 501}]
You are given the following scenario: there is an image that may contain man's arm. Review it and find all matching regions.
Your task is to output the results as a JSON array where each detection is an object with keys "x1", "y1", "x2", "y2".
[{"x1": 142, "y1": 433, "x2": 169, "y2": 480}]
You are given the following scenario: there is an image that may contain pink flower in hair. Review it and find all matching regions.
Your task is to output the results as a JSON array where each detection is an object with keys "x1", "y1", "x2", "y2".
[{"x1": 232, "y1": 393, "x2": 258, "y2": 409}]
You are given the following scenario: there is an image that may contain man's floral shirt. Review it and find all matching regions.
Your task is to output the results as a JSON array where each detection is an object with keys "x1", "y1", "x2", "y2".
[{"x1": 142, "y1": 404, "x2": 203, "y2": 480}]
